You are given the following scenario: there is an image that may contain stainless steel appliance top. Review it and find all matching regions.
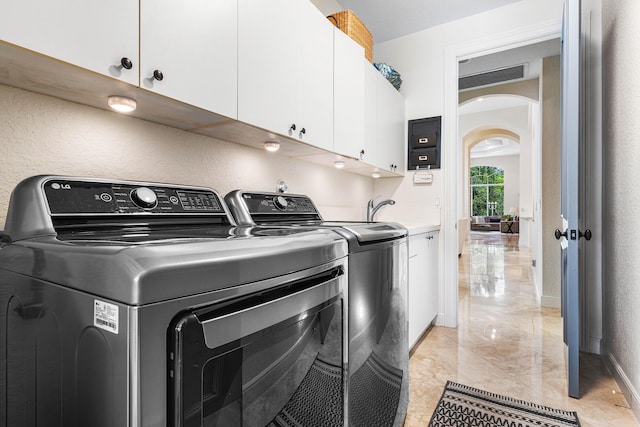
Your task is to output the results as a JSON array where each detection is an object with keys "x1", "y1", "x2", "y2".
[
  {"x1": 225, "y1": 190, "x2": 408, "y2": 243},
  {"x1": 0, "y1": 176, "x2": 347, "y2": 305}
]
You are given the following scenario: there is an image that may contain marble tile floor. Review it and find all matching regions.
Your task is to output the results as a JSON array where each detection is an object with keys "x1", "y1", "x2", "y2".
[{"x1": 404, "y1": 231, "x2": 638, "y2": 427}]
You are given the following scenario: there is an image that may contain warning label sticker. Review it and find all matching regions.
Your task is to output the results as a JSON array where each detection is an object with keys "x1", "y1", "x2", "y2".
[{"x1": 94, "y1": 300, "x2": 119, "y2": 334}]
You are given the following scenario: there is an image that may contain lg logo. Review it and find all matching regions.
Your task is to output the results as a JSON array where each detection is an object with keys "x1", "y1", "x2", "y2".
[{"x1": 50, "y1": 182, "x2": 71, "y2": 190}]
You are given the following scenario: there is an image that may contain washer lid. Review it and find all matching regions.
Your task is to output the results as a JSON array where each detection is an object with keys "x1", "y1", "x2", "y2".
[
  {"x1": 0, "y1": 227, "x2": 347, "y2": 305},
  {"x1": 321, "y1": 221, "x2": 407, "y2": 243},
  {"x1": 0, "y1": 176, "x2": 348, "y2": 305}
]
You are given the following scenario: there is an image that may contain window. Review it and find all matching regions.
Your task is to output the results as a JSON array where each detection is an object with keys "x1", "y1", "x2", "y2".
[{"x1": 470, "y1": 166, "x2": 504, "y2": 216}]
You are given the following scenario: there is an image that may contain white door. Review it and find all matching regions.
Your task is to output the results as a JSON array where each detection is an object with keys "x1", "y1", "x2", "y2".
[{"x1": 557, "y1": 0, "x2": 591, "y2": 399}]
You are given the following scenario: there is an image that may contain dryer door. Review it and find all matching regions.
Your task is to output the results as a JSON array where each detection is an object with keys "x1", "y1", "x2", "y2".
[{"x1": 168, "y1": 267, "x2": 345, "y2": 427}]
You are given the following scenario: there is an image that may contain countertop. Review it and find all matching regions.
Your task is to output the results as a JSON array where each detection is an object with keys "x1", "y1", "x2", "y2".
[{"x1": 401, "y1": 224, "x2": 441, "y2": 235}]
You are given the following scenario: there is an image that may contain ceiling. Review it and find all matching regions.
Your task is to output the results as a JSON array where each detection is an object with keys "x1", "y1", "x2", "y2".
[{"x1": 337, "y1": 0, "x2": 524, "y2": 43}]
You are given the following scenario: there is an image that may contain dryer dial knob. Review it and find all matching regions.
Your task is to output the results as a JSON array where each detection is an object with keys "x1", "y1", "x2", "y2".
[
  {"x1": 131, "y1": 187, "x2": 158, "y2": 209},
  {"x1": 273, "y1": 195, "x2": 288, "y2": 210}
]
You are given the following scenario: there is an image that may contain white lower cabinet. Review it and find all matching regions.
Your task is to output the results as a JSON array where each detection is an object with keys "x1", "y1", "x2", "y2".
[{"x1": 408, "y1": 230, "x2": 439, "y2": 349}]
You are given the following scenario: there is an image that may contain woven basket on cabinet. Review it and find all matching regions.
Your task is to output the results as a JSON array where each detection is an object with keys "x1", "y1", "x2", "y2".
[{"x1": 327, "y1": 10, "x2": 373, "y2": 63}]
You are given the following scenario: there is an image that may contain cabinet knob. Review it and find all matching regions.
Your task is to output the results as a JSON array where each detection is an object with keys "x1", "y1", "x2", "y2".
[
  {"x1": 359, "y1": 149, "x2": 365, "y2": 161},
  {"x1": 289, "y1": 124, "x2": 296, "y2": 132},
  {"x1": 300, "y1": 127, "x2": 306, "y2": 135},
  {"x1": 120, "y1": 57, "x2": 133, "y2": 70},
  {"x1": 152, "y1": 69, "x2": 164, "y2": 81}
]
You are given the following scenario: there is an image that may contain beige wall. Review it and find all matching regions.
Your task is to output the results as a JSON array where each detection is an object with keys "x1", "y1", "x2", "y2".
[
  {"x1": 370, "y1": 0, "x2": 563, "y2": 226},
  {"x1": 602, "y1": 0, "x2": 640, "y2": 417},
  {"x1": 0, "y1": 84, "x2": 373, "y2": 226},
  {"x1": 540, "y1": 55, "x2": 562, "y2": 304}
]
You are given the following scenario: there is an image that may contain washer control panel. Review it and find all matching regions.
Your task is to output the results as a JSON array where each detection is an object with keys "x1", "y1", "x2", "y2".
[
  {"x1": 43, "y1": 178, "x2": 225, "y2": 215},
  {"x1": 240, "y1": 192, "x2": 318, "y2": 215}
]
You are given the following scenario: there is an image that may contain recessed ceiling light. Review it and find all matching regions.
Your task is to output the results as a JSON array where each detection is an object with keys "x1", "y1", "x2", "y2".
[
  {"x1": 477, "y1": 97, "x2": 484, "y2": 102},
  {"x1": 372, "y1": 172, "x2": 381, "y2": 179},
  {"x1": 334, "y1": 161, "x2": 346, "y2": 169},
  {"x1": 107, "y1": 95, "x2": 137, "y2": 113},
  {"x1": 264, "y1": 141, "x2": 280, "y2": 152}
]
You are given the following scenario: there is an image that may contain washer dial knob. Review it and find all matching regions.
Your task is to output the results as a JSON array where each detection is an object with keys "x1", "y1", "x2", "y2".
[
  {"x1": 273, "y1": 195, "x2": 288, "y2": 210},
  {"x1": 130, "y1": 187, "x2": 158, "y2": 209}
]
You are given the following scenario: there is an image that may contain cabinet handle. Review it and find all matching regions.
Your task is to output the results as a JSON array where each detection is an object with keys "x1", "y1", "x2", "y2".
[
  {"x1": 289, "y1": 124, "x2": 296, "y2": 132},
  {"x1": 152, "y1": 69, "x2": 164, "y2": 81},
  {"x1": 419, "y1": 155, "x2": 428, "y2": 161},
  {"x1": 359, "y1": 149, "x2": 365, "y2": 161},
  {"x1": 120, "y1": 57, "x2": 133, "y2": 70},
  {"x1": 418, "y1": 137, "x2": 429, "y2": 144},
  {"x1": 300, "y1": 128, "x2": 306, "y2": 135}
]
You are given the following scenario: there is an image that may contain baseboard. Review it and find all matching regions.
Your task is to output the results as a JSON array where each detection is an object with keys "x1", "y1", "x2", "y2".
[
  {"x1": 540, "y1": 295, "x2": 561, "y2": 309},
  {"x1": 604, "y1": 351, "x2": 640, "y2": 423},
  {"x1": 436, "y1": 313, "x2": 456, "y2": 328},
  {"x1": 587, "y1": 336, "x2": 602, "y2": 355}
]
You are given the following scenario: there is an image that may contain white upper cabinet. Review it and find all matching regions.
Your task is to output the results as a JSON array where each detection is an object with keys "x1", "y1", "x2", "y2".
[
  {"x1": 238, "y1": 0, "x2": 334, "y2": 151},
  {"x1": 333, "y1": 29, "x2": 365, "y2": 159},
  {"x1": 140, "y1": 0, "x2": 238, "y2": 119},
  {"x1": 374, "y1": 72, "x2": 406, "y2": 174},
  {"x1": 0, "y1": 0, "x2": 139, "y2": 85},
  {"x1": 363, "y1": 61, "x2": 379, "y2": 166},
  {"x1": 1, "y1": 0, "x2": 237, "y2": 117}
]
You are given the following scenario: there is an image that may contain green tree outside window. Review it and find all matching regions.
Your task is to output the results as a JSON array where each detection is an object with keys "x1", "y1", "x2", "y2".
[{"x1": 470, "y1": 166, "x2": 504, "y2": 216}]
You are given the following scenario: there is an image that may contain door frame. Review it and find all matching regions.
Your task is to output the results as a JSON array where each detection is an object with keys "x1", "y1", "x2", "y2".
[{"x1": 440, "y1": 19, "x2": 562, "y2": 328}]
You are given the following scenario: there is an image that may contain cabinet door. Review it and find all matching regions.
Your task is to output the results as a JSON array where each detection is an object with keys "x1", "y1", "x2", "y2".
[
  {"x1": 375, "y1": 74, "x2": 406, "y2": 173},
  {"x1": 1, "y1": 0, "x2": 138, "y2": 85},
  {"x1": 296, "y1": 1, "x2": 334, "y2": 151},
  {"x1": 238, "y1": 0, "x2": 297, "y2": 139},
  {"x1": 408, "y1": 233, "x2": 430, "y2": 348},
  {"x1": 140, "y1": 0, "x2": 237, "y2": 118},
  {"x1": 238, "y1": 0, "x2": 333, "y2": 150},
  {"x1": 362, "y1": 61, "x2": 379, "y2": 165},
  {"x1": 425, "y1": 232, "x2": 439, "y2": 325},
  {"x1": 333, "y1": 29, "x2": 364, "y2": 158}
]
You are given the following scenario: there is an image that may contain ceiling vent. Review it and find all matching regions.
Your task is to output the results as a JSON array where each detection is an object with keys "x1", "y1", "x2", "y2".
[{"x1": 459, "y1": 64, "x2": 526, "y2": 90}]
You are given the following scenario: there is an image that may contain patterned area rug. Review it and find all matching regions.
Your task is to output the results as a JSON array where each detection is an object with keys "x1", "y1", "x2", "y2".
[{"x1": 429, "y1": 381, "x2": 581, "y2": 427}]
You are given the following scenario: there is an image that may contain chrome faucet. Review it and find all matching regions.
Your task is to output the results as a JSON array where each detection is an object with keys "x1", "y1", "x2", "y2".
[{"x1": 367, "y1": 198, "x2": 395, "y2": 222}]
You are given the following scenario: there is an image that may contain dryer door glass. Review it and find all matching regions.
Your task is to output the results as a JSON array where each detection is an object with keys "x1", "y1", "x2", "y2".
[{"x1": 168, "y1": 268, "x2": 345, "y2": 427}]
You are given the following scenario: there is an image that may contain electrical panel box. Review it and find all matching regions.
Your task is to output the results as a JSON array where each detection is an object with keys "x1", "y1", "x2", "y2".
[{"x1": 408, "y1": 116, "x2": 441, "y2": 170}]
